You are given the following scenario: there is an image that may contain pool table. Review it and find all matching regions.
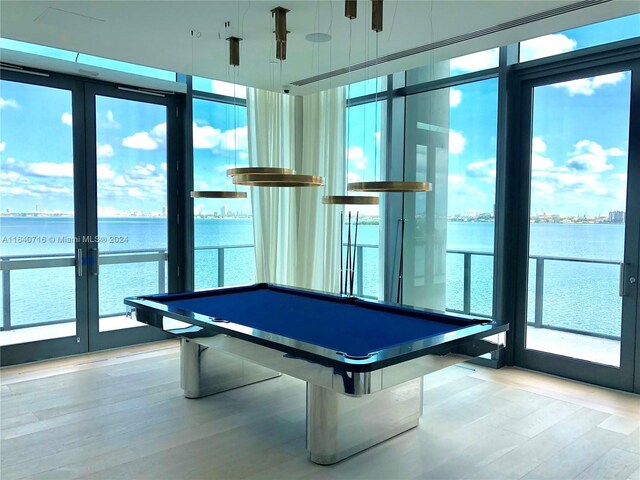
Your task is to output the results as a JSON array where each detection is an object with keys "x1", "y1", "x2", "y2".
[{"x1": 124, "y1": 283, "x2": 507, "y2": 464}]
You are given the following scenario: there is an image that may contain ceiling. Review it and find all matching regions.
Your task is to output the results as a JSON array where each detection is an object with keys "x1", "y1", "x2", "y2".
[{"x1": 1, "y1": 1, "x2": 638, "y2": 94}]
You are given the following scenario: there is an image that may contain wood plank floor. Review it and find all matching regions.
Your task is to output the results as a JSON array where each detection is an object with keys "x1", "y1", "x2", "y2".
[{"x1": 1, "y1": 340, "x2": 638, "y2": 480}]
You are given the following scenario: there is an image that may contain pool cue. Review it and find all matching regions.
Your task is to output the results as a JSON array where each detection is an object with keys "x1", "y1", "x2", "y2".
[
  {"x1": 350, "y1": 212, "x2": 359, "y2": 296},
  {"x1": 339, "y1": 211, "x2": 343, "y2": 295},
  {"x1": 345, "y1": 212, "x2": 351, "y2": 296},
  {"x1": 396, "y1": 194, "x2": 406, "y2": 304}
]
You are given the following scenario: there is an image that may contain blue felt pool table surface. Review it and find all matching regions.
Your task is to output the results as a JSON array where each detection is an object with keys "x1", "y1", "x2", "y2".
[{"x1": 145, "y1": 284, "x2": 488, "y2": 357}]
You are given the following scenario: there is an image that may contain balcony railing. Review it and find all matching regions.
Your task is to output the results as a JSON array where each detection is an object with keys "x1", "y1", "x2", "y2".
[{"x1": 0, "y1": 245, "x2": 623, "y2": 342}]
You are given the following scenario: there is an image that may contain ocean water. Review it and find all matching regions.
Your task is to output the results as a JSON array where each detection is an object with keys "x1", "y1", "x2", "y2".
[{"x1": 0, "y1": 217, "x2": 625, "y2": 337}]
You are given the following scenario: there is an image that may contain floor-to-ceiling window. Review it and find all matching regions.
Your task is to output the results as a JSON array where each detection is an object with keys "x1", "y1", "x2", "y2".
[
  {"x1": 401, "y1": 52, "x2": 499, "y2": 318},
  {"x1": 344, "y1": 79, "x2": 386, "y2": 299},
  {"x1": 191, "y1": 79, "x2": 254, "y2": 290}
]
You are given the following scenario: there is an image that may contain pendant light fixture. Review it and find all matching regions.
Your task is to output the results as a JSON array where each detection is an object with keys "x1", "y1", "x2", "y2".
[
  {"x1": 323, "y1": 1, "x2": 378, "y2": 206},
  {"x1": 347, "y1": 0, "x2": 431, "y2": 194},
  {"x1": 190, "y1": 29, "x2": 247, "y2": 199},
  {"x1": 233, "y1": 6, "x2": 324, "y2": 188}
]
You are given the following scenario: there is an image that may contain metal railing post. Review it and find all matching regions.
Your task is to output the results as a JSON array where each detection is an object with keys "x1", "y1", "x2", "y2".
[
  {"x1": 217, "y1": 247, "x2": 225, "y2": 287},
  {"x1": 534, "y1": 257, "x2": 545, "y2": 328},
  {"x1": 463, "y1": 253, "x2": 471, "y2": 314},
  {"x1": 356, "y1": 246, "x2": 364, "y2": 297},
  {"x1": 158, "y1": 250, "x2": 166, "y2": 293},
  {"x1": 2, "y1": 260, "x2": 11, "y2": 331}
]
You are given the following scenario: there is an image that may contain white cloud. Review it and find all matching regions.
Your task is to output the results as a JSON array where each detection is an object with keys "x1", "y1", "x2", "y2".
[
  {"x1": 151, "y1": 122, "x2": 166, "y2": 140},
  {"x1": 113, "y1": 176, "x2": 127, "y2": 187},
  {"x1": 567, "y1": 140, "x2": 614, "y2": 173},
  {"x1": 97, "y1": 164, "x2": 116, "y2": 179},
  {"x1": 347, "y1": 146, "x2": 368, "y2": 170},
  {"x1": 347, "y1": 172, "x2": 361, "y2": 182},
  {"x1": 532, "y1": 154, "x2": 554, "y2": 171},
  {"x1": 193, "y1": 123, "x2": 222, "y2": 149},
  {"x1": 0, "y1": 186, "x2": 33, "y2": 196},
  {"x1": 27, "y1": 162, "x2": 73, "y2": 177},
  {"x1": 29, "y1": 184, "x2": 71, "y2": 194},
  {"x1": 606, "y1": 147, "x2": 625, "y2": 157},
  {"x1": 449, "y1": 130, "x2": 466, "y2": 154},
  {"x1": 211, "y1": 80, "x2": 247, "y2": 99},
  {"x1": 122, "y1": 132, "x2": 158, "y2": 150},
  {"x1": 221, "y1": 126, "x2": 248, "y2": 151},
  {"x1": 450, "y1": 49, "x2": 499, "y2": 73},
  {"x1": 449, "y1": 88, "x2": 462, "y2": 108},
  {"x1": 0, "y1": 98, "x2": 19, "y2": 109},
  {"x1": 104, "y1": 110, "x2": 120, "y2": 128},
  {"x1": 61, "y1": 112, "x2": 73, "y2": 126},
  {"x1": 520, "y1": 34, "x2": 577, "y2": 62},
  {"x1": 466, "y1": 158, "x2": 496, "y2": 181},
  {"x1": 161, "y1": 162, "x2": 167, "y2": 171},
  {"x1": 127, "y1": 187, "x2": 144, "y2": 198},
  {"x1": 448, "y1": 173, "x2": 465, "y2": 185},
  {"x1": 0, "y1": 171, "x2": 21, "y2": 185},
  {"x1": 532, "y1": 136, "x2": 546, "y2": 153},
  {"x1": 97, "y1": 143, "x2": 115, "y2": 158},
  {"x1": 552, "y1": 72, "x2": 626, "y2": 96},
  {"x1": 0, "y1": 142, "x2": 5, "y2": 153}
]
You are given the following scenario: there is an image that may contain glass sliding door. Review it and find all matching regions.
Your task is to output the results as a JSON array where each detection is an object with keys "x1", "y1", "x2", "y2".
[
  {"x1": 515, "y1": 65, "x2": 639, "y2": 391},
  {"x1": 85, "y1": 85, "x2": 173, "y2": 350},
  {"x1": 0, "y1": 74, "x2": 176, "y2": 364},
  {"x1": 0, "y1": 75, "x2": 88, "y2": 363}
]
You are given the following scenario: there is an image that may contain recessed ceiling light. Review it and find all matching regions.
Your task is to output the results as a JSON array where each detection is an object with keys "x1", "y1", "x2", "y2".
[{"x1": 305, "y1": 33, "x2": 331, "y2": 43}]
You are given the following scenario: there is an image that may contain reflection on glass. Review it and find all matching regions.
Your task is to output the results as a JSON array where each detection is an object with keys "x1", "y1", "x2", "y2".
[
  {"x1": 0, "y1": 38, "x2": 176, "y2": 81},
  {"x1": 95, "y1": 96, "x2": 168, "y2": 332},
  {"x1": 342, "y1": 100, "x2": 385, "y2": 299},
  {"x1": 525, "y1": 71, "x2": 631, "y2": 367},
  {"x1": 406, "y1": 48, "x2": 499, "y2": 86},
  {"x1": 520, "y1": 13, "x2": 640, "y2": 62},
  {"x1": 0, "y1": 81, "x2": 77, "y2": 345},
  {"x1": 192, "y1": 78, "x2": 247, "y2": 99},
  {"x1": 192, "y1": 98, "x2": 254, "y2": 289},
  {"x1": 403, "y1": 78, "x2": 498, "y2": 316},
  {"x1": 347, "y1": 77, "x2": 387, "y2": 99}
]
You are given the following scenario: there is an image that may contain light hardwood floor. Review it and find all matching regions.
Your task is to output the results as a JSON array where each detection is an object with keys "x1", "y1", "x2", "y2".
[{"x1": 1, "y1": 340, "x2": 638, "y2": 480}]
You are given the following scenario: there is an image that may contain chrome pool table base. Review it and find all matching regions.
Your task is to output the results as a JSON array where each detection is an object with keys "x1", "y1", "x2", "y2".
[
  {"x1": 180, "y1": 338, "x2": 425, "y2": 465},
  {"x1": 306, "y1": 378, "x2": 423, "y2": 464},
  {"x1": 180, "y1": 338, "x2": 280, "y2": 398}
]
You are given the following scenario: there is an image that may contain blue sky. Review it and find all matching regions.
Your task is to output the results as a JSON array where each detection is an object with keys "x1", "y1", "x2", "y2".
[{"x1": 0, "y1": 14, "x2": 638, "y2": 217}]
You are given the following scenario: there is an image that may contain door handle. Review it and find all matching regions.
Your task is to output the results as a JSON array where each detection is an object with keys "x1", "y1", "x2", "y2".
[
  {"x1": 76, "y1": 248, "x2": 83, "y2": 277},
  {"x1": 88, "y1": 247, "x2": 99, "y2": 276},
  {"x1": 619, "y1": 263, "x2": 638, "y2": 296}
]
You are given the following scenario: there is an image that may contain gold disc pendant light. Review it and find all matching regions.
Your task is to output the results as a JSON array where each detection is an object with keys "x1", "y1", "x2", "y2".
[
  {"x1": 190, "y1": 31, "x2": 247, "y2": 199},
  {"x1": 349, "y1": 181, "x2": 431, "y2": 192},
  {"x1": 322, "y1": 1, "x2": 378, "y2": 206},
  {"x1": 346, "y1": 0, "x2": 431, "y2": 194},
  {"x1": 234, "y1": 173, "x2": 323, "y2": 187},
  {"x1": 227, "y1": 167, "x2": 294, "y2": 176},
  {"x1": 323, "y1": 195, "x2": 378, "y2": 205},
  {"x1": 235, "y1": 6, "x2": 324, "y2": 188}
]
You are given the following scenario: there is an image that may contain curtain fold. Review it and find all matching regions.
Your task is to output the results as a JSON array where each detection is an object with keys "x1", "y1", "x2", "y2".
[
  {"x1": 247, "y1": 87, "x2": 345, "y2": 292},
  {"x1": 297, "y1": 88, "x2": 345, "y2": 292},
  {"x1": 247, "y1": 89, "x2": 296, "y2": 284}
]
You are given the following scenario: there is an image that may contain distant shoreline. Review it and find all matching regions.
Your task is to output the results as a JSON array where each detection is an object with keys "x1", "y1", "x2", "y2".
[{"x1": 0, "y1": 214, "x2": 625, "y2": 225}]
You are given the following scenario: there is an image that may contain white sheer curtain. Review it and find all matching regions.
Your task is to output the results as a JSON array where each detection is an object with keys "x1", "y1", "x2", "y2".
[
  {"x1": 246, "y1": 87, "x2": 345, "y2": 292},
  {"x1": 246, "y1": 89, "x2": 296, "y2": 284}
]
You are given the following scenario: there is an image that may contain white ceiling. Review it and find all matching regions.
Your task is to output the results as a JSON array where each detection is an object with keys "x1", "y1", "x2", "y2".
[{"x1": 1, "y1": 1, "x2": 638, "y2": 94}]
